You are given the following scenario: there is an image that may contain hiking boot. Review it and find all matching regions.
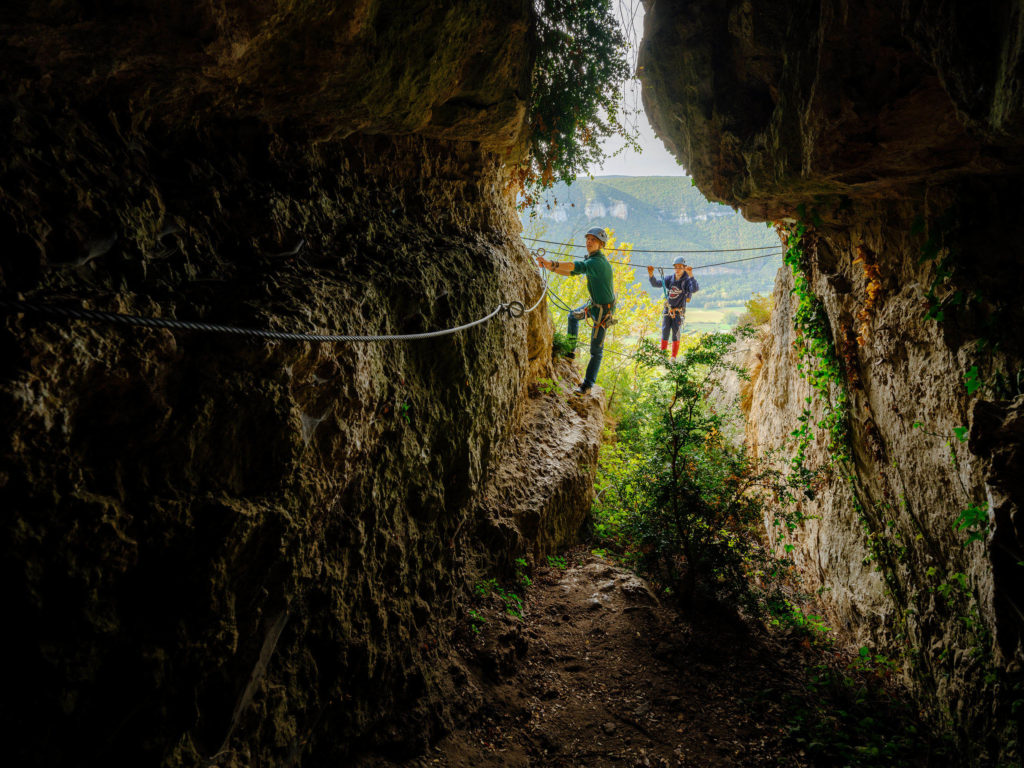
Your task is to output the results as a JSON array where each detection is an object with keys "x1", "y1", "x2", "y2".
[{"x1": 573, "y1": 383, "x2": 592, "y2": 396}]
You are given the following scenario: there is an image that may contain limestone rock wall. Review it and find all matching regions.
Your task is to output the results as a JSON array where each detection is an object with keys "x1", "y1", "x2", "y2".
[
  {"x1": 475, "y1": 359, "x2": 606, "y2": 565},
  {"x1": 641, "y1": 0, "x2": 1024, "y2": 759},
  {"x1": 741, "y1": 198, "x2": 1024, "y2": 757},
  {"x1": 0, "y1": 2, "x2": 604, "y2": 766}
]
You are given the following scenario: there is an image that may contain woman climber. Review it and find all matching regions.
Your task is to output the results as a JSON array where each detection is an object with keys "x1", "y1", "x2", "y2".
[{"x1": 648, "y1": 256, "x2": 699, "y2": 358}]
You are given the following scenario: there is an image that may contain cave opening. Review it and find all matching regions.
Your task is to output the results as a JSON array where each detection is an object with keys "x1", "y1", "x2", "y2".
[{"x1": 1, "y1": 1, "x2": 1022, "y2": 766}]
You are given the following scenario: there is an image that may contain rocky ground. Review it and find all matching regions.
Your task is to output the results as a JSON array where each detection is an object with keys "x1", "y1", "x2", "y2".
[{"x1": 360, "y1": 551, "x2": 950, "y2": 768}]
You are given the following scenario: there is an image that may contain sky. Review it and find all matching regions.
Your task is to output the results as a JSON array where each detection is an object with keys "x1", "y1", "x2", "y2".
[
  {"x1": 588, "y1": 118, "x2": 688, "y2": 177},
  {"x1": 586, "y1": 2, "x2": 689, "y2": 178}
]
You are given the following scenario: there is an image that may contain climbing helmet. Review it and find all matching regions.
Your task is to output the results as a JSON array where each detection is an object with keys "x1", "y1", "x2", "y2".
[{"x1": 585, "y1": 227, "x2": 608, "y2": 244}]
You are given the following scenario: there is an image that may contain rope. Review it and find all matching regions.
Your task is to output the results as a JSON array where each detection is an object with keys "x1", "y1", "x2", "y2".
[
  {"x1": 521, "y1": 236, "x2": 780, "y2": 254},
  {"x1": 593, "y1": 251, "x2": 783, "y2": 271},
  {"x1": 547, "y1": 288, "x2": 575, "y2": 313},
  {"x1": 626, "y1": 251, "x2": 784, "y2": 271},
  {"x1": 0, "y1": 297, "x2": 517, "y2": 342},
  {"x1": 523, "y1": 288, "x2": 546, "y2": 314},
  {"x1": 1, "y1": 249, "x2": 554, "y2": 343},
  {"x1": 521, "y1": 249, "x2": 552, "y2": 315},
  {"x1": 528, "y1": 251, "x2": 575, "y2": 313},
  {"x1": 525, "y1": 240, "x2": 782, "y2": 271},
  {"x1": 0, "y1": 297, "x2": 528, "y2": 343},
  {"x1": 4, "y1": 239, "x2": 761, "y2": 345}
]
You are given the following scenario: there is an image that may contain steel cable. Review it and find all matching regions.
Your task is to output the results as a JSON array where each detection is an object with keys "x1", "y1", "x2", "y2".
[
  {"x1": 0, "y1": 298, "x2": 516, "y2": 343},
  {"x1": 4, "y1": 242, "x2": 752, "y2": 344},
  {"x1": 521, "y1": 236, "x2": 781, "y2": 254},
  {"x1": 527, "y1": 245, "x2": 782, "y2": 271},
  {"x1": 1, "y1": 248, "x2": 556, "y2": 343}
]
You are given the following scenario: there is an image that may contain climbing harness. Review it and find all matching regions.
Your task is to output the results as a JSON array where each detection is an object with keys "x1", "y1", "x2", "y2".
[
  {"x1": 591, "y1": 303, "x2": 615, "y2": 340},
  {"x1": 569, "y1": 301, "x2": 615, "y2": 341},
  {"x1": 653, "y1": 267, "x2": 690, "y2": 318}
]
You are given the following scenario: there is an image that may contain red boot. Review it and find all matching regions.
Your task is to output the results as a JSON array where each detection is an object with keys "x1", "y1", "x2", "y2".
[
  {"x1": 660, "y1": 339, "x2": 668, "y2": 352},
  {"x1": 671, "y1": 340, "x2": 680, "y2": 358}
]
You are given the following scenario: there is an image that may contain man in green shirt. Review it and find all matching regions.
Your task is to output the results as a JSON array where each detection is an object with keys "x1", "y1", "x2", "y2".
[{"x1": 536, "y1": 226, "x2": 616, "y2": 395}]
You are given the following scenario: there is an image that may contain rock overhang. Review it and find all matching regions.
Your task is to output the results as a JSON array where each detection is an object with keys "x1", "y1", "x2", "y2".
[
  {"x1": 2, "y1": 0, "x2": 534, "y2": 152},
  {"x1": 637, "y1": 0, "x2": 1024, "y2": 222}
]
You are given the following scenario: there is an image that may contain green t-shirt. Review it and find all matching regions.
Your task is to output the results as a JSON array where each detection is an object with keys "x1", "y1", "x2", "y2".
[{"x1": 570, "y1": 250, "x2": 616, "y2": 305}]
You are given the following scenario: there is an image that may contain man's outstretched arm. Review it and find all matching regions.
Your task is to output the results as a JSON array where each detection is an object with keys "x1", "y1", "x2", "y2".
[{"x1": 537, "y1": 255, "x2": 576, "y2": 276}]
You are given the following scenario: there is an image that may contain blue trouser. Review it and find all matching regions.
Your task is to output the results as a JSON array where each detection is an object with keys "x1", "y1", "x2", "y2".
[
  {"x1": 567, "y1": 301, "x2": 613, "y2": 388},
  {"x1": 661, "y1": 308, "x2": 684, "y2": 341}
]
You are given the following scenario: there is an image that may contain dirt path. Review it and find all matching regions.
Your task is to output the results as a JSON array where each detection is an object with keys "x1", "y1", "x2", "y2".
[{"x1": 398, "y1": 554, "x2": 815, "y2": 768}]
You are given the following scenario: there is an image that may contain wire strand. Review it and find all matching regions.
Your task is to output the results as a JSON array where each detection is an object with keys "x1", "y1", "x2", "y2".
[
  {"x1": 521, "y1": 236, "x2": 780, "y2": 254},
  {"x1": 2, "y1": 246, "x2": 559, "y2": 343},
  {"x1": 533, "y1": 248, "x2": 782, "y2": 271},
  {"x1": 0, "y1": 297, "x2": 518, "y2": 343},
  {"x1": 615, "y1": 251, "x2": 783, "y2": 271}
]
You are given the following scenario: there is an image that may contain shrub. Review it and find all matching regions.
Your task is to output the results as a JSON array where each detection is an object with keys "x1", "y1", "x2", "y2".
[
  {"x1": 516, "y1": 0, "x2": 638, "y2": 203},
  {"x1": 596, "y1": 332, "x2": 794, "y2": 607},
  {"x1": 736, "y1": 292, "x2": 773, "y2": 328},
  {"x1": 552, "y1": 330, "x2": 576, "y2": 357}
]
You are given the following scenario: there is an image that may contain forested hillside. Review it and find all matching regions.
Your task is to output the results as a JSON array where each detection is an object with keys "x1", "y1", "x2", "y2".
[{"x1": 520, "y1": 176, "x2": 781, "y2": 309}]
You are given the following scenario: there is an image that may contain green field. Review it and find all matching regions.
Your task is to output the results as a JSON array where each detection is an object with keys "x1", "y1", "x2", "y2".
[
  {"x1": 684, "y1": 306, "x2": 744, "y2": 325},
  {"x1": 680, "y1": 305, "x2": 745, "y2": 334}
]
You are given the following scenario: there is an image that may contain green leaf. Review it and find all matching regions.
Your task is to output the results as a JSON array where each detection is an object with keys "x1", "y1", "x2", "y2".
[
  {"x1": 964, "y1": 366, "x2": 983, "y2": 395},
  {"x1": 953, "y1": 426, "x2": 968, "y2": 443}
]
